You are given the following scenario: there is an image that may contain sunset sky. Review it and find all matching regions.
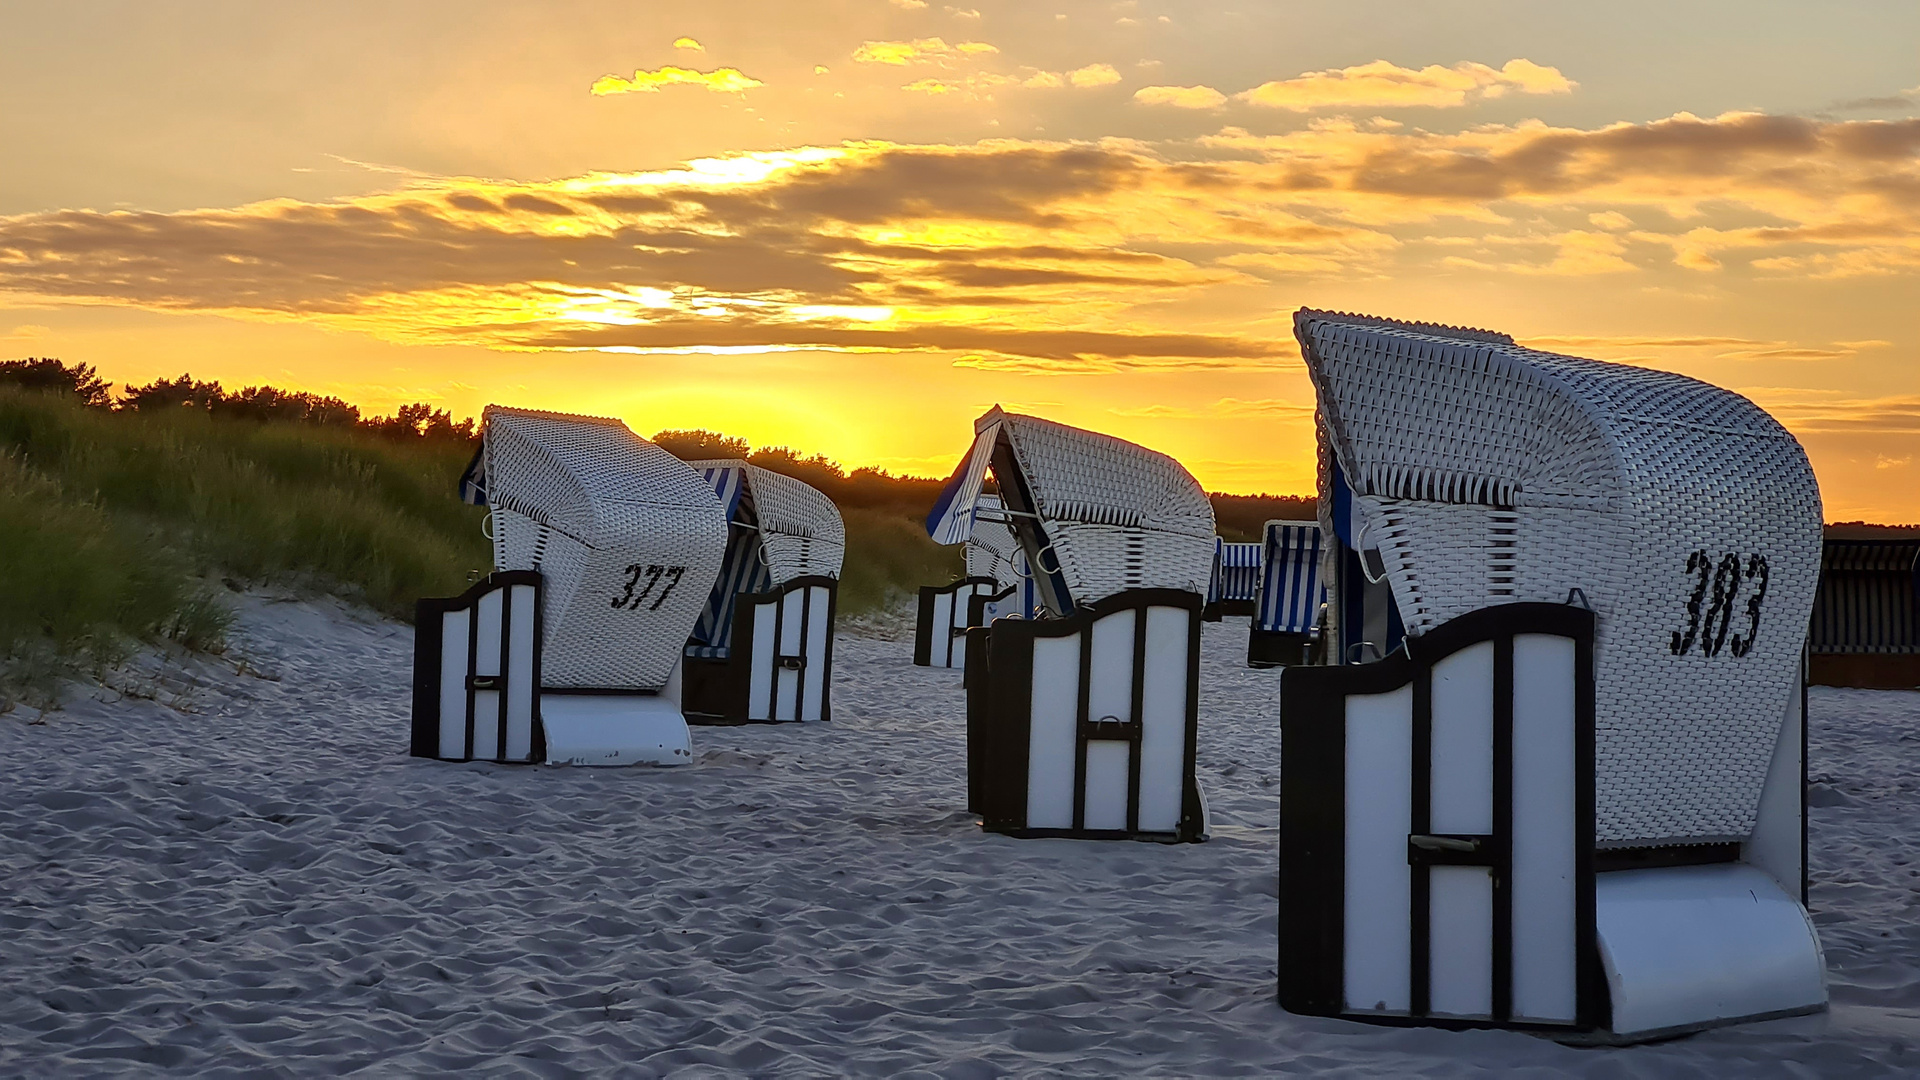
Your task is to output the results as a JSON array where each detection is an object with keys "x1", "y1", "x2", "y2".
[{"x1": 3, "y1": 1, "x2": 1916, "y2": 517}]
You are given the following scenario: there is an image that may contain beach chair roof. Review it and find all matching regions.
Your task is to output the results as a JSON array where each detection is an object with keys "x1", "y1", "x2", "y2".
[
  {"x1": 928, "y1": 407, "x2": 1214, "y2": 612},
  {"x1": 467, "y1": 405, "x2": 729, "y2": 691},
  {"x1": 1296, "y1": 309, "x2": 1823, "y2": 848},
  {"x1": 464, "y1": 406, "x2": 722, "y2": 540},
  {"x1": 685, "y1": 460, "x2": 845, "y2": 582}
]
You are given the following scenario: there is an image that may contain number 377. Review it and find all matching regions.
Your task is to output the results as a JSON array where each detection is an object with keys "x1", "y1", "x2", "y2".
[{"x1": 1671, "y1": 551, "x2": 1768, "y2": 658}]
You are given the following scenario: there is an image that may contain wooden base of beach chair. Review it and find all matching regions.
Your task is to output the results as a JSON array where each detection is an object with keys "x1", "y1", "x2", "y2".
[
  {"x1": 683, "y1": 575, "x2": 837, "y2": 724},
  {"x1": 1246, "y1": 628, "x2": 1314, "y2": 668},
  {"x1": 412, "y1": 571, "x2": 692, "y2": 765},
  {"x1": 1807, "y1": 651, "x2": 1920, "y2": 688},
  {"x1": 913, "y1": 577, "x2": 1002, "y2": 669},
  {"x1": 1277, "y1": 601, "x2": 1823, "y2": 1039},
  {"x1": 964, "y1": 589, "x2": 1208, "y2": 843}
]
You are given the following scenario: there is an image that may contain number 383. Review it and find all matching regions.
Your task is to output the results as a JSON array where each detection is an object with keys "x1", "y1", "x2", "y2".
[{"x1": 1670, "y1": 551, "x2": 1768, "y2": 658}]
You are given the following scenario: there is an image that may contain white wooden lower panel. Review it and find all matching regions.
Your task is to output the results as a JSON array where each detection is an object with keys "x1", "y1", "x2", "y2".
[{"x1": 1344, "y1": 685, "x2": 1413, "y2": 1014}]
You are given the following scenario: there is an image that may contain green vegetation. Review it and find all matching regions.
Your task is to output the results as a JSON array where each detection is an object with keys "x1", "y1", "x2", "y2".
[
  {"x1": 1, "y1": 358, "x2": 1317, "y2": 709},
  {"x1": 0, "y1": 362, "x2": 488, "y2": 709}
]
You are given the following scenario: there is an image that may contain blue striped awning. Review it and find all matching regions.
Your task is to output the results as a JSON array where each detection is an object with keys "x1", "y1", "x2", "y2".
[
  {"x1": 1256, "y1": 521, "x2": 1325, "y2": 635},
  {"x1": 926, "y1": 415, "x2": 1004, "y2": 544},
  {"x1": 1206, "y1": 539, "x2": 1263, "y2": 604},
  {"x1": 699, "y1": 465, "x2": 748, "y2": 522},
  {"x1": 687, "y1": 526, "x2": 774, "y2": 654},
  {"x1": 458, "y1": 445, "x2": 487, "y2": 506}
]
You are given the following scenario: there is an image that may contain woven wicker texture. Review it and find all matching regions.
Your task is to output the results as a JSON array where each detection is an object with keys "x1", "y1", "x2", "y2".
[
  {"x1": 964, "y1": 495, "x2": 1029, "y2": 589},
  {"x1": 480, "y1": 406, "x2": 728, "y2": 691},
  {"x1": 684, "y1": 460, "x2": 845, "y2": 583},
  {"x1": 1295, "y1": 311, "x2": 1823, "y2": 847},
  {"x1": 989, "y1": 409, "x2": 1216, "y2": 607}
]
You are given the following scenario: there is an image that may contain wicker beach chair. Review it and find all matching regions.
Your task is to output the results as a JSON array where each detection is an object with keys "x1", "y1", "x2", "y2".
[
  {"x1": 914, "y1": 495, "x2": 1037, "y2": 668},
  {"x1": 1203, "y1": 538, "x2": 1263, "y2": 621},
  {"x1": 936, "y1": 407, "x2": 1214, "y2": 842},
  {"x1": 1246, "y1": 520, "x2": 1323, "y2": 667},
  {"x1": 1275, "y1": 310, "x2": 1826, "y2": 1039},
  {"x1": 413, "y1": 406, "x2": 728, "y2": 766},
  {"x1": 677, "y1": 460, "x2": 844, "y2": 723},
  {"x1": 1808, "y1": 537, "x2": 1920, "y2": 687}
]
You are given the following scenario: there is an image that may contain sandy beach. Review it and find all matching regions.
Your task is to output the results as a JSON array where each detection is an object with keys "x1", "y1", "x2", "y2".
[{"x1": 2, "y1": 590, "x2": 1917, "y2": 1076}]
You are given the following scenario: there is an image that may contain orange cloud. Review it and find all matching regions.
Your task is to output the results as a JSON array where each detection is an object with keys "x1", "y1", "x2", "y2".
[
  {"x1": 591, "y1": 66, "x2": 762, "y2": 95},
  {"x1": 1133, "y1": 85, "x2": 1226, "y2": 109},
  {"x1": 0, "y1": 112, "x2": 1912, "y2": 371},
  {"x1": 851, "y1": 38, "x2": 998, "y2": 65},
  {"x1": 1068, "y1": 63, "x2": 1122, "y2": 88},
  {"x1": 1237, "y1": 58, "x2": 1574, "y2": 111}
]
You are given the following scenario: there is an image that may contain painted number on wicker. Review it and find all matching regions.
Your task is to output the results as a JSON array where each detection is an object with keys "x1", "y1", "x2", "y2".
[
  {"x1": 611, "y1": 564, "x2": 689, "y2": 612},
  {"x1": 1669, "y1": 551, "x2": 1770, "y2": 658}
]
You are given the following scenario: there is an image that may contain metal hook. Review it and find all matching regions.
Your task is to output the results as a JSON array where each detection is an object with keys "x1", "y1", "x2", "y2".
[
  {"x1": 1035, "y1": 543, "x2": 1062, "y2": 575},
  {"x1": 1565, "y1": 587, "x2": 1593, "y2": 611}
]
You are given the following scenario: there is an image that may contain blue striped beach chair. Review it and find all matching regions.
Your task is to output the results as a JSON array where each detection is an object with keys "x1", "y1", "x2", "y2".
[
  {"x1": 1809, "y1": 536, "x2": 1920, "y2": 687},
  {"x1": 1203, "y1": 538, "x2": 1263, "y2": 621},
  {"x1": 930, "y1": 407, "x2": 1215, "y2": 844},
  {"x1": 1246, "y1": 521, "x2": 1323, "y2": 666},
  {"x1": 914, "y1": 495, "x2": 1037, "y2": 668},
  {"x1": 678, "y1": 460, "x2": 844, "y2": 724}
]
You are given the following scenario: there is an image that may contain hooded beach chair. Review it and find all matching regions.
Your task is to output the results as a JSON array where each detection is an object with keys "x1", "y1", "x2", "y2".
[
  {"x1": 1275, "y1": 310, "x2": 1825, "y2": 1041},
  {"x1": 1246, "y1": 520, "x2": 1324, "y2": 667},
  {"x1": 914, "y1": 494, "x2": 1038, "y2": 668},
  {"x1": 676, "y1": 460, "x2": 844, "y2": 723},
  {"x1": 1203, "y1": 538, "x2": 1263, "y2": 621},
  {"x1": 412, "y1": 406, "x2": 728, "y2": 766},
  {"x1": 1808, "y1": 537, "x2": 1920, "y2": 688},
  {"x1": 930, "y1": 407, "x2": 1215, "y2": 842}
]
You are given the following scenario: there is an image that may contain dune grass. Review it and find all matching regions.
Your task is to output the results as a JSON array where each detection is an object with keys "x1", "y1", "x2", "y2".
[
  {"x1": 839, "y1": 508, "x2": 964, "y2": 616},
  {"x1": 1, "y1": 383, "x2": 1311, "y2": 708},
  {"x1": 0, "y1": 387, "x2": 489, "y2": 707}
]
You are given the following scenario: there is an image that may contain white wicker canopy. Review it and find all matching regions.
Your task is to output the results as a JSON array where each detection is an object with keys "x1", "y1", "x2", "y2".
[
  {"x1": 1295, "y1": 309, "x2": 1823, "y2": 848},
  {"x1": 464, "y1": 405, "x2": 728, "y2": 692},
  {"x1": 928, "y1": 407, "x2": 1215, "y2": 615},
  {"x1": 685, "y1": 460, "x2": 845, "y2": 583},
  {"x1": 964, "y1": 494, "x2": 1028, "y2": 590}
]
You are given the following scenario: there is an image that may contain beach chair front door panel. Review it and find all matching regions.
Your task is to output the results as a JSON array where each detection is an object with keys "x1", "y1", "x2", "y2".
[
  {"x1": 927, "y1": 580, "x2": 996, "y2": 668},
  {"x1": 415, "y1": 572, "x2": 541, "y2": 763},
  {"x1": 743, "y1": 580, "x2": 833, "y2": 722},
  {"x1": 1282, "y1": 604, "x2": 1596, "y2": 1029},
  {"x1": 1026, "y1": 603, "x2": 1193, "y2": 834}
]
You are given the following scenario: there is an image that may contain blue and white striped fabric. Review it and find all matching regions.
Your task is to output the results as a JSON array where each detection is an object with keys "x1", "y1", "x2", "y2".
[
  {"x1": 926, "y1": 421, "x2": 1003, "y2": 544},
  {"x1": 458, "y1": 445, "x2": 487, "y2": 505},
  {"x1": 1329, "y1": 462, "x2": 1359, "y2": 547},
  {"x1": 687, "y1": 527, "x2": 774, "y2": 654},
  {"x1": 698, "y1": 465, "x2": 748, "y2": 523},
  {"x1": 1256, "y1": 521, "x2": 1325, "y2": 634},
  {"x1": 1207, "y1": 539, "x2": 1263, "y2": 605}
]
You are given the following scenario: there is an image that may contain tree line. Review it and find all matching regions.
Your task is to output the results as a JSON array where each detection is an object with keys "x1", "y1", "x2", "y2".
[
  {"x1": 2, "y1": 356, "x2": 1316, "y2": 531},
  {"x1": 0, "y1": 357, "x2": 474, "y2": 441}
]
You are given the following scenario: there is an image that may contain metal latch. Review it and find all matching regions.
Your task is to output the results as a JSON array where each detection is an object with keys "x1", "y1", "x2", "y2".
[
  {"x1": 777, "y1": 655, "x2": 806, "y2": 671},
  {"x1": 1408, "y1": 834, "x2": 1480, "y2": 854}
]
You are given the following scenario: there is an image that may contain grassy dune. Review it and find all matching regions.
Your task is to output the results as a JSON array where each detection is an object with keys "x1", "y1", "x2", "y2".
[
  {"x1": 0, "y1": 379, "x2": 1312, "y2": 708},
  {"x1": 0, "y1": 387, "x2": 488, "y2": 705}
]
